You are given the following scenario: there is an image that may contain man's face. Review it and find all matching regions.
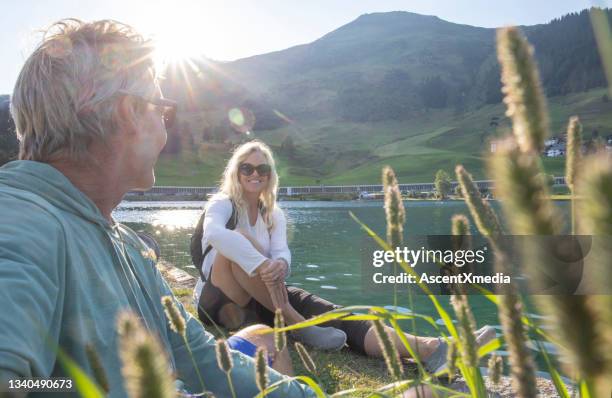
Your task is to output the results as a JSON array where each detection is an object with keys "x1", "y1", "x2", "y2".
[{"x1": 124, "y1": 83, "x2": 168, "y2": 191}]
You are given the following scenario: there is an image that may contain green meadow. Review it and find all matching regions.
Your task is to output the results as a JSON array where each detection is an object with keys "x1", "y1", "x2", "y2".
[{"x1": 154, "y1": 88, "x2": 610, "y2": 187}]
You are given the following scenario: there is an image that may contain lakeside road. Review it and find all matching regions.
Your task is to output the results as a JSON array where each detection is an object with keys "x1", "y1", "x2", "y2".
[{"x1": 124, "y1": 194, "x2": 571, "y2": 202}]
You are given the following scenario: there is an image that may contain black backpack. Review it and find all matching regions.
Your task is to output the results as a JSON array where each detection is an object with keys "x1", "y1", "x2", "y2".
[{"x1": 190, "y1": 200, "x2": 238, "y2": 281}]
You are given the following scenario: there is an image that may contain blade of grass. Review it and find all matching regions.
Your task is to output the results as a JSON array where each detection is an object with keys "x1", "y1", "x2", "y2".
[
  {"x1": 536, "y1": 338, "x2": 571, "y2": 398},
  {"x1": 56, "y1": 348, "x2": 106, "y2": 398},
  {"x1": 477, "y1": 337, "x2": 502, "y2": 358},
  {"x1": 255, "y1": 375, "x2": 327, "y2": 398},
  {"x1": 591, "y1": 8, "x2": 612, "y2": 96},
  {"x1": 350, "y1": 211, "x2": 489, "y2": 395}
]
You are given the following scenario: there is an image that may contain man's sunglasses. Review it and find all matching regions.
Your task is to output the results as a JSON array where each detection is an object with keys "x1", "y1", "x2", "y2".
[
  {"x1": 239, "y1": 163, "x2": 272, "y2": 176},
  {"x1": 117, "y1": 89, "x2": 177, "y2": 129}
]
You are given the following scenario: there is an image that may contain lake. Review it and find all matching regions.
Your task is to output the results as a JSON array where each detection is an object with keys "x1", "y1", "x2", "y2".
[{"x1": 114, "y1": 199, "x2": 571, "y2": 354}]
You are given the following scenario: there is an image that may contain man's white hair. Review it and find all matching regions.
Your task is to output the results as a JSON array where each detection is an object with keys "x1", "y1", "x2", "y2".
[{"x1": 11, "y1": 19, "x2": 156, "y2": 162}]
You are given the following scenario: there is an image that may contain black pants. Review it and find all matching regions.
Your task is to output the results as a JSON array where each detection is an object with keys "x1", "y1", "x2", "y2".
[{"x1": 198, "y1": 279, "x2": 372, "y2": 354}]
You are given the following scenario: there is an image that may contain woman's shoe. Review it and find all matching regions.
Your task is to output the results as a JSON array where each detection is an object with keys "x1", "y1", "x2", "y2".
[
  {"x1": 291, "y1": 326, "x2": 347, "y2": 351},
  {"x1": 475, "y1": 325, "x2": 496, "y2": 345},
  {"x1": 423, "y1": 338, "x2": 449, "y2": 374},
  {"x1": 424, "y1": 325, "x2": 496, "y2": 375}
]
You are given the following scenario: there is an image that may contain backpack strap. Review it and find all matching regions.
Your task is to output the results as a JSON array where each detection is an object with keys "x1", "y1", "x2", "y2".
[{"x1": 191, "y1": 199, "x2": 238, "y2": 281}]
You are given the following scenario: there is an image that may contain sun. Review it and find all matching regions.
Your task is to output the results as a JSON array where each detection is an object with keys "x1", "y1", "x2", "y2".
[
  {"x1": 133, "y1": 2, "x2": 215, "y2": 69},
  {"x1": 151, "y1": 26, "x2": 205, "y2": 69}
]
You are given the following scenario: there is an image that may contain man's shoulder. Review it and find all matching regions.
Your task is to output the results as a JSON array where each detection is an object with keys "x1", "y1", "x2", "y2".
[{"x1": 0, "y1": 185, "x2": 65, "y2": 230}]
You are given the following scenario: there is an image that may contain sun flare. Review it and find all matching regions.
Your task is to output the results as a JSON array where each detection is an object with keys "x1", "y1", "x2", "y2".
[{"x1": 133, "y1": 2, "x2": 217, "y2": 69}]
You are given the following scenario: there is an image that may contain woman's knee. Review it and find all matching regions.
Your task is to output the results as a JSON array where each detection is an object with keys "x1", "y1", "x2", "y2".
[
  {"x1": 234, "y1": 324, "x2": 275, "y2": 352},
  {"x1": 234, "y1": 324, "x2": 294, "y2": 375}
]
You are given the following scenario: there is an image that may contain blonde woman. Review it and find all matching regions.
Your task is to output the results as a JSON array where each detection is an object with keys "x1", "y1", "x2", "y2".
[
  {"x1": 194, "y1": 140, "x2": 347, "y2": 351},
  {"x1": 193, "y1": 140, "x2": 495, "y2": 370}
]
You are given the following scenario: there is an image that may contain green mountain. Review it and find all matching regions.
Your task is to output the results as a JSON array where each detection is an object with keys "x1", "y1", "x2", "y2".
[
  {"x1": 2, "y1": 10, "x2": 611, "y2": 185},
  {"x1": 156, "y1": 8, "x2": 612, "y2": 186}
]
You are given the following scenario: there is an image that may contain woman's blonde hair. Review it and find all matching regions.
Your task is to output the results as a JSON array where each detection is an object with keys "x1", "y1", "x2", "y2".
[
  {"x1": 11, "y1": 19, "x2": 155, "y2": 162},
  {"x1": 216, "y1": 140, "x2": 279, "y2": 229}
]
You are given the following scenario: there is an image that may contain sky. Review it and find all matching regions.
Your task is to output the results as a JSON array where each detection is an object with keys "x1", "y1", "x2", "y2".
[{"x1": 0, "y1": 0, "x2": 606, "y2": 93}]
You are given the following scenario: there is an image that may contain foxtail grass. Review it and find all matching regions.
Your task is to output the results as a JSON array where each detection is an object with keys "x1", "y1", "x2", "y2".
[
  {"x1": 450, "y1": 214, "x2": 472, "y2": 294},
  {"x1": 565, "y1": 116, "x2": 582, "y2": 193},
  {"x1": 577, "y1": 154, "x2": 612, "y2": 393},
  {"x1": 565, "y1": 116, "x2": 582, "y2": 234},
  {"x1": 85, "y1": 343, "x2": 109, "y2": 393},
  {"x1": 490, "y1": 139, "x2": 560, "y2": 235},
  {"x1": 456, "y1": 161, "x2": 537, "y2": 397},
  {"x1": 162, "y1": 296, "x2": 186, "y2": 337},
  {"x1": 383, "y1": 166, "x2": 406, "y2": 310},
  {"x1": 497, "y1": 26, "x2": 549, "y2": 153},
  {"x1": 451, "y1": 214, "x2": 470, "y2": 239},
  {"x1": 450, "y1": 296, "x2": 478, "y2": 370},
  {"x1": 455, "y1": 165, "x2": 502, "y2": 240},
  {"x1": 215, "y1": 339, "x2": 233, "y2": 372},
  {"x1": 371, "y1": 317, "x2": 403, "y2": 380},
  {"x1": 161, "y1": 296, "x2": 206, "y2": 393},
  {"x1": 488, "y1": 354, "x2": 503, "y2": 387},
  {"x1": 274, "y1": 309, "x2": 287, "y2": 353},
  {"x1": 383, "y1": 166, "x2": 405, "y2": 249},
  {"x1": 491, "y1": 134, "x2": 605, "y2": 391},
  {"x1": 492, "y1": 34, "x2": 607, "y2": 390},
  {"x1": 117, "y1": 311, "x2": 175, "y2": 398},
  {"x1": 295, "y1": 342, "x2": 317, "y2": 375},
  {"x1": 255, "y1": 347, "x2": 268, "y2": 394},
  {"x1": 215, "y1": 339, "x2": 236, "y2": 398},
  {"x1": 577, "y1": 154, "x2": 612, "y2": 235}
]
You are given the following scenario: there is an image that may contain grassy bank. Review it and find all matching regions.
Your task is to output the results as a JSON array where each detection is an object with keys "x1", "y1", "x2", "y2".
[
  {"x1": 170, "y1": 287, "x2": 400, "y2": 394},
  {"x1": 153, "y1": 88, "x2": 611, "y2": 187}
]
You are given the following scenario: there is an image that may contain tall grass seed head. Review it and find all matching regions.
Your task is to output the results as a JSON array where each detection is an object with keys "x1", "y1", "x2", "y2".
[
  {"x1": 489, "y1": 138, "x2": 560, "y2": 235},
  {"x1": 497, "y1": 26, "x2": 550, "y2": 154},
  {"x1": 119, "y1": 320, "x2": 175, "y2": 398},
  {"x1": 295, "y1": 342, "x2": 317, "y2": 375},
  {"x1": 162, "y1": 296, "x2": 186, "y2": 336},
  {"x1": 215, "y1": 338, "x2": 234, "y2": 373},
  {"x1": 488, "y1": 354, "x2": 503, "y2": 386},
  {"x1": 450, "y1": 295, "x2": 478, "y2": 369},
  {"x1": 274, "y1": 309, "x2": 287, "y2": 352},
  {"x1": 371, "y1": 317, "x2": 403, "y2": 379},
  {"x1": 455, "y1": 165, "x2": 503, "y2": 239},
  {"x1": 565, "y1": 116, "x2": 582, "y2": 192},
  {"x1": 255, "y1": 347, "x2": 268, "y2": 392},
  {"x1": 383, "y1": 166, "x2": 406, "y2": 247}
]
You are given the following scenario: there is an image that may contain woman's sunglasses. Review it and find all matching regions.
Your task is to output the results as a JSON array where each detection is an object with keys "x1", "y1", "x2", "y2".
[
  {"x1": 117, "y1": 89, "x2": 177, "y2": 130},
  {"x1": 239, "y1": 162, "x2": 272, "y2": 176}
]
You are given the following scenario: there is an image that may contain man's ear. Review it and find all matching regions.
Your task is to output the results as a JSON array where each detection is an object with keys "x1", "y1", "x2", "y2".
[{"x1": 114, "y1": 96, "x2": 139, "y2": 137}]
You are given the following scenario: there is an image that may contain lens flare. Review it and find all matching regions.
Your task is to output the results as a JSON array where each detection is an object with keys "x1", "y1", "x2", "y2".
[{"x1": 228, "y1": 107, "x2": 255, "y2": 134}]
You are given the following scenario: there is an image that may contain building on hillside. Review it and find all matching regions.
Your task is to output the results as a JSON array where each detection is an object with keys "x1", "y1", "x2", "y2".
[
  {"x1": 544, "y1": 137, "x2": 559, "y2": 146},
  {"x1": 546, "y1": 143, "x2": 566, "y2": 157}
]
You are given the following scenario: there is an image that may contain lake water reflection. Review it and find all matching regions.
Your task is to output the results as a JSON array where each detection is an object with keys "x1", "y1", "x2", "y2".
[{"x1": 114, "y1": 199, "x2": 570, "y2": 340}]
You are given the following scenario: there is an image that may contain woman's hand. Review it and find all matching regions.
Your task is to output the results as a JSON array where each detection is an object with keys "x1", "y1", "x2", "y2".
[
  {"x1": 266, "y1": 279, "x2": 289, "y2": 310},
  {"x1": 258, "y1": 259, "x2": 288, "y2": 284}
]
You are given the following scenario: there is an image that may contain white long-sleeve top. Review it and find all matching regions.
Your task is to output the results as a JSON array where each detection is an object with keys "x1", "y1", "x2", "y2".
[{"x1": 199, "y1": 194, "x2": 291, "y2": 281}]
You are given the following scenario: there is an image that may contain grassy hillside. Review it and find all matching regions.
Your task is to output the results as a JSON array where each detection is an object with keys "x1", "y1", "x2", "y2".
[{"x1": 154, "y1": 88, "x2": 611, "y2": 187}]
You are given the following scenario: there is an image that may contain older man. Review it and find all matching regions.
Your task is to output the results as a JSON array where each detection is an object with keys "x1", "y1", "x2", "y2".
[{"x1": 0, "y1": 19, "x2": 313, "y2": 397}]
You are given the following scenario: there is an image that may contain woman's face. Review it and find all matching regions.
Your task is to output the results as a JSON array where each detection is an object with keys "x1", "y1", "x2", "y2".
[{"x1": 238, "y1": 150, "x2": 270, "y2": 196}]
